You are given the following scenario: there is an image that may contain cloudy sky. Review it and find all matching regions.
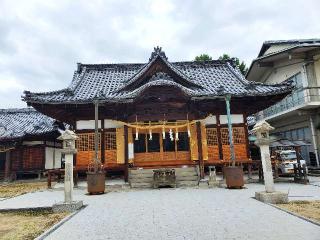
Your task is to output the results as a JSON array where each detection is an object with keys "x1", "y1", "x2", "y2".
[{"x1": 0, "y1": 0, "x2": 319, "y2": 108}]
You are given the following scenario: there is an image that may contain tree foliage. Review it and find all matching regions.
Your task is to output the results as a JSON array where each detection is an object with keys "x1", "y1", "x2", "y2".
[
  {"x1": 194, "y1": 53, "x2": 248, "y2": 75},
  {"x1": 194, "y1": 54, "x2": 212, "y2": 62},
  {"x1": 218, "y1": 54, "x2": 248, "y2": 75}
]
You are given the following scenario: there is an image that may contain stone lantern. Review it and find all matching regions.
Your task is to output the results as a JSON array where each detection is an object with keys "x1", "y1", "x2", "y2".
[
  {"x1": 58, "y1": 130, "x2": 77, "y2": 203},
  {"x1": 252, "y1": 121, "x2": 288, "y2": 204},
  {"x1": 53, "y1": 130, "x2": 83, "y2": 212}
]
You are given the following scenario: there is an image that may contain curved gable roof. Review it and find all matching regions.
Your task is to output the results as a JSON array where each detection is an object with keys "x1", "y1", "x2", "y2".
[{"x1": 23, "y1": 47, "x2": 293, "y2": 104}]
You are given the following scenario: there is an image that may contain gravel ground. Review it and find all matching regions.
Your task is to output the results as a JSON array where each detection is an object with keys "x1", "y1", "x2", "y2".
[{"x1": 1, "y1": 179, "x2": 320, "y2": 240}]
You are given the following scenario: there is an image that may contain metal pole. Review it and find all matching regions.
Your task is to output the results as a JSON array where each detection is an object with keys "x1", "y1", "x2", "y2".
[
  {"x1": 225, "y1": 95, "x2": 236, "y2": 166},
  {"x1": 94, "y1": 100, "x2": 99, "y2": 171},
  {"x1": 309, "y1": 115, "x2": 319, "y2": 167}
]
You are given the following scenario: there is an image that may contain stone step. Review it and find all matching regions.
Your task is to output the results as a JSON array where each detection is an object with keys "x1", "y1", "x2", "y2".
[
  {"x1": 129, "y1": 178, "x2": 153, "y2": 184},
  {"x1": 129, "y1": 176, "x2": 198, "y2": 183},
  {"x1": 129, "y1": 172, "x2": 197, "y2": 178},
  {"x1": 177, "y1": 181, "x2": 199, "y2": 187},
  {"x1": 176, "y1": 176, "x2": 199, "y2": 181},
  {"x1": 129, "y1": 174, "x2": 153, "y2": 178},
  {"x1": 174, "y1": 168, "x2": 197, "y2": 173},
  {"x1": 130, "y1": 182, "x2": 153, "y2": 188},
  {"x1": 128, "y1": 167, "x2": 198, "y2": 188},
  {"x1": 129, "y1": 172, "x2": 153, "y2": 176},
  {"x1": 175, "y1": 172, "x2": 198, "y2": 177},
  {"x1": 130, "y1": 167, "x2": 197, "y2": 174}
]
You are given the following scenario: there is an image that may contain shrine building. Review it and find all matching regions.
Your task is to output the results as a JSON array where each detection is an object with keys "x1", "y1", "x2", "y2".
[
  {"x1": 23, "y1": 47, "x2": 292, "y2": 181},
  {"x1": 0, "y1": 108, "x2": 65, "y2": 180}
]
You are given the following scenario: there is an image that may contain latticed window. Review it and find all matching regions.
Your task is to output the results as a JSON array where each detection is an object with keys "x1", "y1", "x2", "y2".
[
  {"x1": 233, "y1": 127, "x2": 246, "y2": 144},
  {"x1": 105, "y1": 132, "x2": 116, "y2": 150},
  {"x1": 76, "y1": 133, "x2": 101, "y2": 151},
  {"x1": 220, "y1": 127, "x2": 246, "y2": 145},
  {"x1": 206, "y1": 128, "x2": 218, "y2": 146},
  {"x1": 221, "y1": 128, "x2": 230, "y2": 145}
]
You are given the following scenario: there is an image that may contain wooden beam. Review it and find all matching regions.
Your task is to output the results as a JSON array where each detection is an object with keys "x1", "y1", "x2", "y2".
[
  {"x1": 196, "y1": 121, "x2": 204, "y2": 179},
  {"x1": 124, "y1": 125, "x2": 129, "y2": 182}
]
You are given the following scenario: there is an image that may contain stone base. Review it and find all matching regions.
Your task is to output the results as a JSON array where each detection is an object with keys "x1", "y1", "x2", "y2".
[
  {"x1": 255, "y1": 191, "x2": 288, "y2": 204},
  {"x1": 198, "y1": 179, "x2": 209, "y2": 188},
  {"x1": 52, "y1": 201, "x2": 83, "y2": 213},
  {"x1": 208, "y1": 180, "x2": 219, "y2": 188}
]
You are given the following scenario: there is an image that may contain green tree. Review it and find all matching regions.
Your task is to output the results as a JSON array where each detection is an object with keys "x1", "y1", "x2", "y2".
[
  {"x1": 219, "y1": 54, "x2": 248, "y2": 75},
  {"x1": 194, "y1": 54, "x2": 212, "y2": 62}
]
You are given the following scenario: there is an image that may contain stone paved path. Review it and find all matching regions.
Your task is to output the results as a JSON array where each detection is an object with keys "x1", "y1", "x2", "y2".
[{"x1": 1, "y1": 181, "x2": 320, "y2": 239}]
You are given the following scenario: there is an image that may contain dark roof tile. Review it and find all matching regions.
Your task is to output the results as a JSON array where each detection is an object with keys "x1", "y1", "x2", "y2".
[
  {"x1": 0, "y1": 108, "x2": 61, "y2": 141},
  {"x1": 23, "y1": 48, "x2": 293, "y2": 104}
]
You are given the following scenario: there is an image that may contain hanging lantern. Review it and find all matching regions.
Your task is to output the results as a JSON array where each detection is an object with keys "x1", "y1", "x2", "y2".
[
  {"x1": 149, "y1": 128, "x2": 152, "y2": 140},
  {"x1": 175, "y1": 128, "x2": 179, "y2": 141},
  {"x1": 135, "y1": 128, "x2": 139, "y2": 140},
  {"x1": 162, "y1": 126, "x2": 165, "y2": 139}
]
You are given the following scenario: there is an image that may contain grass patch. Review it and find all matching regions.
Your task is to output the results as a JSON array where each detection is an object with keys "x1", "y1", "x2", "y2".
[
  {"x1": 0, "y1": 210, "x2": 69, "y2": 240},
  {"x1": 277, "y1": 200, "x2": 320, "y2": 224},
  {"x1": 0, "y1": 182, "x2": 48, "y2": 198}
]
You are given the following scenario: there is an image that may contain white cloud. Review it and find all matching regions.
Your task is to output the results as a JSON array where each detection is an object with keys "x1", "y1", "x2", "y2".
[
  {"x1": 0, "y1": 78, "x2": 24, "y2": 92},
  {"x1": 0, "y1": 0, "x2": 319, "y2": 108}
]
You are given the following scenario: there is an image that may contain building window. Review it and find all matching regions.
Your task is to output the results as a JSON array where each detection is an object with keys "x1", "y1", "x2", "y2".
[
  {"x1": 221, "y1": 127, "x2": 246, "y2": 145},
  {"x1": 105, "y1": 132, "x2": 116, "y2": 150},
  {"x1": 76, "y1": 133, "x2": 101, "y2": 151},
  {"x1": 148, "y1": 133, "x2": 160, "y2": 152},
  {"x1": 177, "y1": 132, "x2": 190, "y2": 151},
  {"x1": 134, "y1": 134, "x2": 146, "y2": 153},
  {"x1": 206, "y1": 128, "x2": 218, "y2": 146},
  {"x1": 276, "y1": 127, "x2": 311, "y2": 141}
]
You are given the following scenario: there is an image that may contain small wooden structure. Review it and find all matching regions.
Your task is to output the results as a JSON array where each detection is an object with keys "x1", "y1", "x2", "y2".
[
  {"x1": 23, "y1": 47, "x2": 292, "y2": 180},
  {"x1": 47, "y1": 168, "x2": 79, "y2": 188},
  {"x1": 0, "y1": 108, "x2": 66, "y2": 180}
]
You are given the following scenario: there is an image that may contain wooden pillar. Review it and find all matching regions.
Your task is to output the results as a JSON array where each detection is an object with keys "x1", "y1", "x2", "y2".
[
  {"x1": 124, "y1": 125, "x2": 129, "y2": 182},
  {"x1": 216, "y1": 115, "x2": 223, "y2": 160},
  {"x1": 93, "y1": 100, "x2": 99, "y2": 172},
  {"x1": 74, "y1": 123, "x2": 77, "y2": 168},
  {"x1": 19, "y1": 145, "x2": 23, "y2": 175},
  {"x1": 243, "y1": 114, "x2": 250, "y2": 159},
  {"x1": 196, "y1": 121, "x2": 204, "y2": 179},
  {"x1": 101, "y1": 120, "x2": 105, "y2": 164},
  {"x1": 4, "y1": 150, "x2": 11, "y2": 181}
]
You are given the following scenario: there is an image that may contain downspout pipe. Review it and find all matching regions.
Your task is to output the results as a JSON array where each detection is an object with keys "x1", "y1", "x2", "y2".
[
  {"x1": 225, "y1": 94, "x2": 236, "y2": 166},
  {"x1": 309, "y1": 115, "x2": 319, "y2": 167},
  {"x1": 94, "y1": 99, "x2": 99, "y2": 172}
]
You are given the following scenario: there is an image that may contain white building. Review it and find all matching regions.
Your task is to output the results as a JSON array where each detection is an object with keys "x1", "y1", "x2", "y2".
[{"x1": 247, "y1": 39, "x2": 320, "y2": 166}]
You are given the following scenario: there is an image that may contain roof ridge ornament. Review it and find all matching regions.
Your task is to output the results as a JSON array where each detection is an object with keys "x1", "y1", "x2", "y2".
[
  {"x1": 150, "y1": 72, "x2": 173, "y2": 81},
  {"x1": 149, "y1": 46, "x2": 168, "y2": 61}
]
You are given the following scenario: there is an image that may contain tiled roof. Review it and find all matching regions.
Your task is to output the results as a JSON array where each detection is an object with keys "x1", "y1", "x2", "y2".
[
  {"x1": 258, "y1": 38, "x2": 320, "y2": 57},
  {"x1": 246, "y1": 39, "x2": 320, "y2": 79},
  {"x1": 0, "y1": 108, "x2": 60, "y2": 141},
  {"x1": 23, "y1": 47, "x2": 293, "y2": 104}
]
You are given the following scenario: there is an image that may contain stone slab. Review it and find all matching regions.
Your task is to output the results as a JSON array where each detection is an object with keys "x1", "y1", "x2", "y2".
[
  {"x1": 208, "y1": 180, "x2": 219, "y2": 188},
  {"x1": 198, "y1": 179, "x2": 209, "y2": 188},
  {"x1": 255, "y1": 191, "x2": 289, "y2": 204},
  {"x1": 52, "y1": 201, "x2": 83, "y2": 213}
]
